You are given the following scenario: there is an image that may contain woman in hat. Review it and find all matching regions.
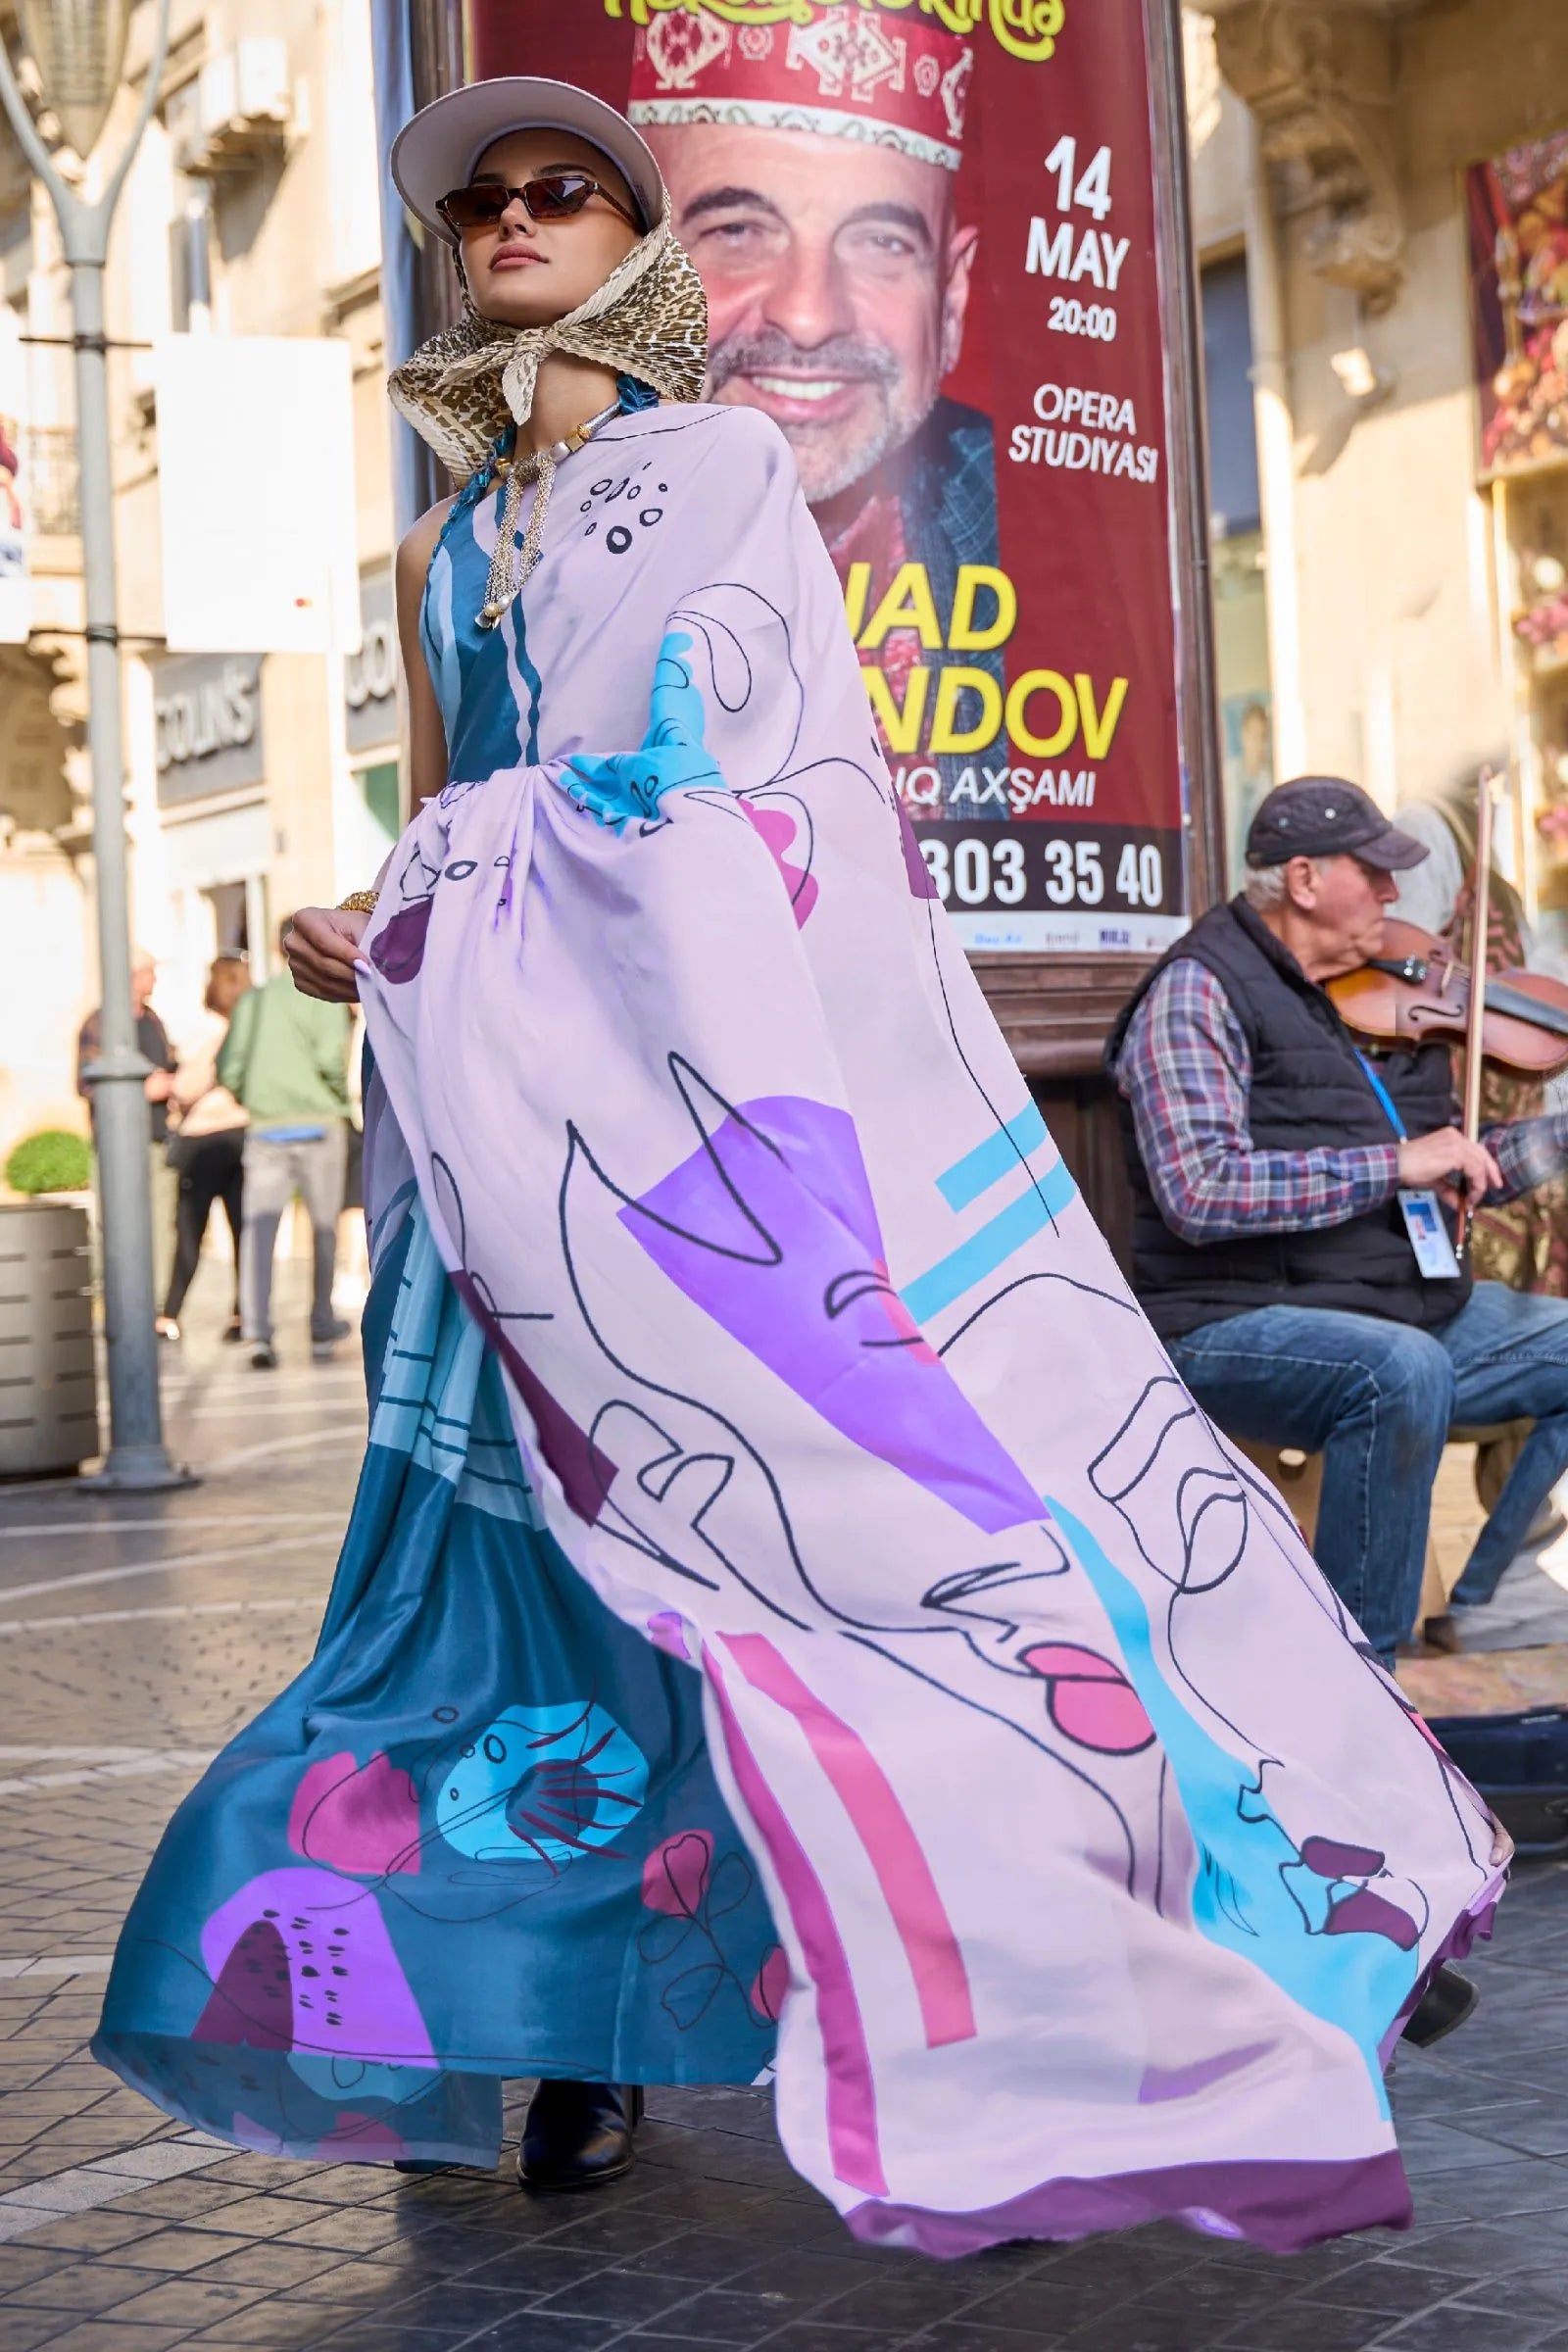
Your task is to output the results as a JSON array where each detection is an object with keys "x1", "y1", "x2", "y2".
[{"x1": 97, "y1": 78, "x2": 1506, "y2": 2256}]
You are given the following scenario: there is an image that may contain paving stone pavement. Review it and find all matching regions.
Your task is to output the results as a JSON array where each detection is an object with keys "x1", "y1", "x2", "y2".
[{"x1": 3, "y1": 1269, "x2": 1568, "y2": 2351}]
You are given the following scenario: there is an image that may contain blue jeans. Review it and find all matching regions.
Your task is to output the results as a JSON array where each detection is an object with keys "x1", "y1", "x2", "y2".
[{"x1": 1167, "y1": 1282, "x2": 1568, "y2": 1664}]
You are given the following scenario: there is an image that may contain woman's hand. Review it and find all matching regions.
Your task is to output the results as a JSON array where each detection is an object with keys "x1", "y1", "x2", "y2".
[{"x1": 284, "y1": 906, "x2": 370, "y2": 1004}]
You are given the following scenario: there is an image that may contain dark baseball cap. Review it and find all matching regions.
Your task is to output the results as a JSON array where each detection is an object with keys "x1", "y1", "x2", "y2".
[{"x1": 1245, "y1": 776, "x2": 1430, "y2": 871}]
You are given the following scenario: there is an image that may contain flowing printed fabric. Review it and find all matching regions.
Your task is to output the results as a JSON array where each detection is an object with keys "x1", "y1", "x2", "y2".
[
  {"x1": 100, "y1": 402, "x2": 1505, "y2": 2257},
  {"x1": 92, "y1": 1121, "x2": 782, "y2": 2163}
]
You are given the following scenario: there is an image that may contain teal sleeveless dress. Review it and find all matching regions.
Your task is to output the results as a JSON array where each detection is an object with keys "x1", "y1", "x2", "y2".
[{"x1": 92, "y1": 413, "x2": 782, "y2": 2172}]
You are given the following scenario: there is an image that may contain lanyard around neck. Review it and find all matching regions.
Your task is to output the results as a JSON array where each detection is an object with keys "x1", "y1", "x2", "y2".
[{"x1": 1354, "y1": 1050, "x2": 1407, "y2": 1143}]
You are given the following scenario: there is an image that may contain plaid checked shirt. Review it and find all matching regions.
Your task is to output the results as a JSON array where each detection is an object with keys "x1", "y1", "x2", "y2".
[{"x1": 1114, "y1": 959, "x2": 1568, "y2": 1246}]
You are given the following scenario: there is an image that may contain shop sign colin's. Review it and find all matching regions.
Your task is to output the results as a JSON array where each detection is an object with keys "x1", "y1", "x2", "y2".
[{"x1": 467, "y1": 0, "x2": 1186, "y2": 953}]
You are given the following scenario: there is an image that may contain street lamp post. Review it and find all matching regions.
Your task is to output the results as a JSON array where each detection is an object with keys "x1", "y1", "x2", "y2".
[{"x1": 0, "y1": 0, "x2": 188, "y2": 1487}]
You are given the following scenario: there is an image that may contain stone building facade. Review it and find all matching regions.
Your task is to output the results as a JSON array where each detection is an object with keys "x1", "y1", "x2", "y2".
[
  {"x1": 0, "y1": 0, "x2": 396, "y2": 1153},
  {"x1": 1188, "y1": 0, "x2": 1568, "y2": 917}
]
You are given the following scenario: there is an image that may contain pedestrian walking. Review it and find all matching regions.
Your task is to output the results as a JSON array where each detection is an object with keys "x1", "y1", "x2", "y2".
[
  {"x1": 217, "y1": 924, "x2": 351, "y2": 1369},
  {"x1": 98, "y1": 80, "x2": 1505, "y2": 2260},
  {"x1": 156, "y1": 954, "x2": 250, "y2": 1346}
]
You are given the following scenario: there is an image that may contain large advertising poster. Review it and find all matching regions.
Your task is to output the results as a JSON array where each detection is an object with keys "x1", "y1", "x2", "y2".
[
  {"x1": 1466, "y1": 128, "x2": 1568, "y2": 481},
  {"x1": 468, "y1": 0, "x2": 1186, "y2": 953}
]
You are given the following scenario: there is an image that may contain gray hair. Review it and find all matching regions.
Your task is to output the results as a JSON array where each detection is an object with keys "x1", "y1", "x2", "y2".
[{"x1": 1243, "y1": 858, "x2": 1327, "y2": 910}]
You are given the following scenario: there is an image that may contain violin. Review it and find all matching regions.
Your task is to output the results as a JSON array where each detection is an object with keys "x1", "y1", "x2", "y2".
[
  {"x1": 1328, "y1": 918, "x2": 1568, "y2": 1077},
  {"x1": 1327, "y1": 765, "x2": 1568, "y2": 1256}
]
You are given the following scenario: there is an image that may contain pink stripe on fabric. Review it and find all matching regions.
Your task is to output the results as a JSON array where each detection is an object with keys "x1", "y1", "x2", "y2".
[
  {"x1": 723, "y1": 1633, "x2": 977, "y2": 2052},
  {"x1": 705, "y1": 1647, "x2": 889, "y2": 2196}
]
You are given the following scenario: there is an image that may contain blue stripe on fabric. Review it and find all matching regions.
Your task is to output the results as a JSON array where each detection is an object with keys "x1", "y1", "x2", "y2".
[
  {"x1": 1046, "y1": 1497, "x2": 1404, "y2": 2106},
  {"x1": 422, "y1": 542, "x2": 463, "y2": 746},
  {"x1": 937, "y1": 1102, "x2": 1051, "y2": 1211},
  {"x1": 510, "y1": 600, "x2": 542, "y2": 766},
  {"x1": 901, "y1": 1154, "x2": 1078, "y2": 1325}
]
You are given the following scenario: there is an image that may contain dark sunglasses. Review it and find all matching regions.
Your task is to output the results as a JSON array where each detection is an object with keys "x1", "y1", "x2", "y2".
[{"x1": 437, "y1": 172, "x2": 641, "y2": 235}]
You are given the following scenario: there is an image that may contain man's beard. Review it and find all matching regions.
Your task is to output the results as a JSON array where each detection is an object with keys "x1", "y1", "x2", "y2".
[{"x1": 707, "y1": 325, "x2": 928, "y2": 505}]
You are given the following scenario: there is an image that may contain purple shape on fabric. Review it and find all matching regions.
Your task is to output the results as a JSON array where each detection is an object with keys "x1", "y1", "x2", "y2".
[
  {"x1": 741, "y1": 800, "x2": 819, "y2": 927},
  {"x1": 897, "y1": 803, "x2": 939, "y2": 899},
  {"x1": 846, "y1": 2147, "x2": 1413, "y2": 2261},
  {"x1": 1323, "y1": 1887, "x2": 1420, "y2": 1951},
  {"x1": 1299, "y1": 1837, "x2": 1385, "y2": 1880},
  {"x1": 622, "y1": 1096, "x2": 1042, "y2": 1535},
  {"x1": 369, "y1": 898, "x2": 432, "y2": 984},
  {"x1": 197, "y1": 1867, "x2": 435, "y2": 2066},
  {"x1": 706, "y1": 1646, "x2": 888, "y2": 2196},
  {"x1": 647, "y1": 1610, "x2": 692, "y2": 1661},
  {"x1": 193, "y1": 1919, "x2": 293, "y2": 2049},
  {"x1": 453, "y1": 1271, "x2": 616, "y2": 1525},
  {"x1": 286, "y1": 1752, "x2": 422, "y2": 1878},
  {"x1": 1137, "y1": 2043, "x2": 1274, "y2": 2104}
]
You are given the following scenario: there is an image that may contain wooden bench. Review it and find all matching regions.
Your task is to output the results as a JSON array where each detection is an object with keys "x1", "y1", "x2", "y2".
[{"x1": 1235, "y1": 1423, "x2": 1531, "y2": 1631}]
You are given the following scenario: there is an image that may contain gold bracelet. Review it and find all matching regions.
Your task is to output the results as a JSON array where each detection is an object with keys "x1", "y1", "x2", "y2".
[{"x1": 337, "y1": 890, "x2": 379, "y2": 914}]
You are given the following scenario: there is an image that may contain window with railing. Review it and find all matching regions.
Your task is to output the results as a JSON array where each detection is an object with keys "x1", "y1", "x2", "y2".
[{"x1": 24, "y1": 423, "x2": 78, "y2": 537}]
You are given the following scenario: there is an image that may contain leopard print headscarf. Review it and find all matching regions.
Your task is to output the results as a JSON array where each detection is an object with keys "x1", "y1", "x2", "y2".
[{"x1": 388, "y1": 204, "x2": 708, "y2": 483}]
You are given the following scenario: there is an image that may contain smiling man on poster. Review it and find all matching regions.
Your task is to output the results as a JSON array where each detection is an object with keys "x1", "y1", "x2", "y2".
[{"x1": 628, "y1": 0, "x2": 998, "y2": 797}]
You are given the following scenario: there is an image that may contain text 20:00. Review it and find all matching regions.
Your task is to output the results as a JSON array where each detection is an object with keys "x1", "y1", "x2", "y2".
[{"x1": 1047, "y1": 297, "x2": 1117, "y2": 341}]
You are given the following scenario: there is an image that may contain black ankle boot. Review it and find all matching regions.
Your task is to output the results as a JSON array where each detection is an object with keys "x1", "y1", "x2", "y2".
[
  {"x1": 1400, "y1": 1963, "x2": 1479, "y2": 2049},
  {"x1": 516, "y1": 2080, "x2": 644, "y2": 2191}
]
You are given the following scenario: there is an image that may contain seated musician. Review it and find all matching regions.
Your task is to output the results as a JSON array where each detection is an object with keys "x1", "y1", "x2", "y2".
[{"x1": 1107, "y1": 775, "x2": 1568, "y2": 1666}]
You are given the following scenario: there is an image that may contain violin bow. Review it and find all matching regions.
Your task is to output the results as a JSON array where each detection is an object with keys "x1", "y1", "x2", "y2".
[{"x1": 1456, "y1": 764, "x2": 1501, "y2": 1257}]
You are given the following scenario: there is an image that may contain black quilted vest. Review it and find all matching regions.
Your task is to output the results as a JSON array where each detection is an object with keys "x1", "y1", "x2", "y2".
[{"x1": 1106, "y1": 897, "x2": 1470, "y2": 1340}]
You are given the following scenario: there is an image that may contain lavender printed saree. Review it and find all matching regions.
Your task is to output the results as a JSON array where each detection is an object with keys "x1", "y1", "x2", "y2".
[{"x1": 98, "y1": 402, "x2": 1504, "y2": 2257}]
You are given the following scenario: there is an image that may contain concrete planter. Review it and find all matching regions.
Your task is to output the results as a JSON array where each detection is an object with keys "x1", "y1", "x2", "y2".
[{"x1": 0, "y1": 1199, "x2": 98, "y2": 1477}]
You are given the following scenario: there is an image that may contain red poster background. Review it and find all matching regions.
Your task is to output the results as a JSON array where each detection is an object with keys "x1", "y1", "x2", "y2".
[{"x1": 467, "y1": 0, "x2": 1184, "y2": 950}]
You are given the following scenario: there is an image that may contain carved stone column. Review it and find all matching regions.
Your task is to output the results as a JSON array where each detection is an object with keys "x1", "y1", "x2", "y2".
[{"x1": 1195, "y1": 0, "x2": 1436, "y2": 315}]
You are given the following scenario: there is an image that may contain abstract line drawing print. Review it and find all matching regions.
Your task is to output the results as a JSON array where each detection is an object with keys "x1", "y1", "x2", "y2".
[
  {"x1": 435, "y1": 1701, "x2": 650, "y2": 1867},
  {"x1": 548, "y1": 1058, "x2": 1166, "y2": 1898},
  {"x1": 578, "y1": 466, "x2": 671, "y2": 556},
  {"x1": 663, "y1": 580, "x2": 804, "y2": 792},
  {"x1": 416, "y1": 1152, "x2": 619, "y2": 1534},
  {"x1": 638, "y1": 1827, "x2": 773, "y2": 2033},
  {"x1": 368, "y1": 841, "x2": 441, "y2": 984},
  {"x1": 1068, "y1": 1384, "x2": 1450, "y2": 2007},
  {"x1": 618, "y1": 1064, "x2": 1044, "y2": 1533},
  {"x1": 1054, "y1": 1493, "x2": 1431, "y2": 2070},
  {"x1": 368, "y1": 1202, "x2": 541, "y2": 1528},
  {"x1": 275, "y1": 1699, "x2": 665, "y2": 1936}
]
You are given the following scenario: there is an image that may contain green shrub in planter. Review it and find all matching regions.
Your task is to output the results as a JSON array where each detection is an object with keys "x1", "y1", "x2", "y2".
[{"x1": 5, "y1": 1129, "x2": 93, "y2": 1197}]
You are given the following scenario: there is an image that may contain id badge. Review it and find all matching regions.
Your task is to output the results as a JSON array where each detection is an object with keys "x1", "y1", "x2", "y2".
[{"x1": 1397, "y1": 1188, "x2": 1461, "y2": 1279}]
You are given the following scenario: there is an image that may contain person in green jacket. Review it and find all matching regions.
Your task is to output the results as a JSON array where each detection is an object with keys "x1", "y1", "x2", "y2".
[{"x1": 217, "y1": 923, "x2": 352, "y2": 1368}]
